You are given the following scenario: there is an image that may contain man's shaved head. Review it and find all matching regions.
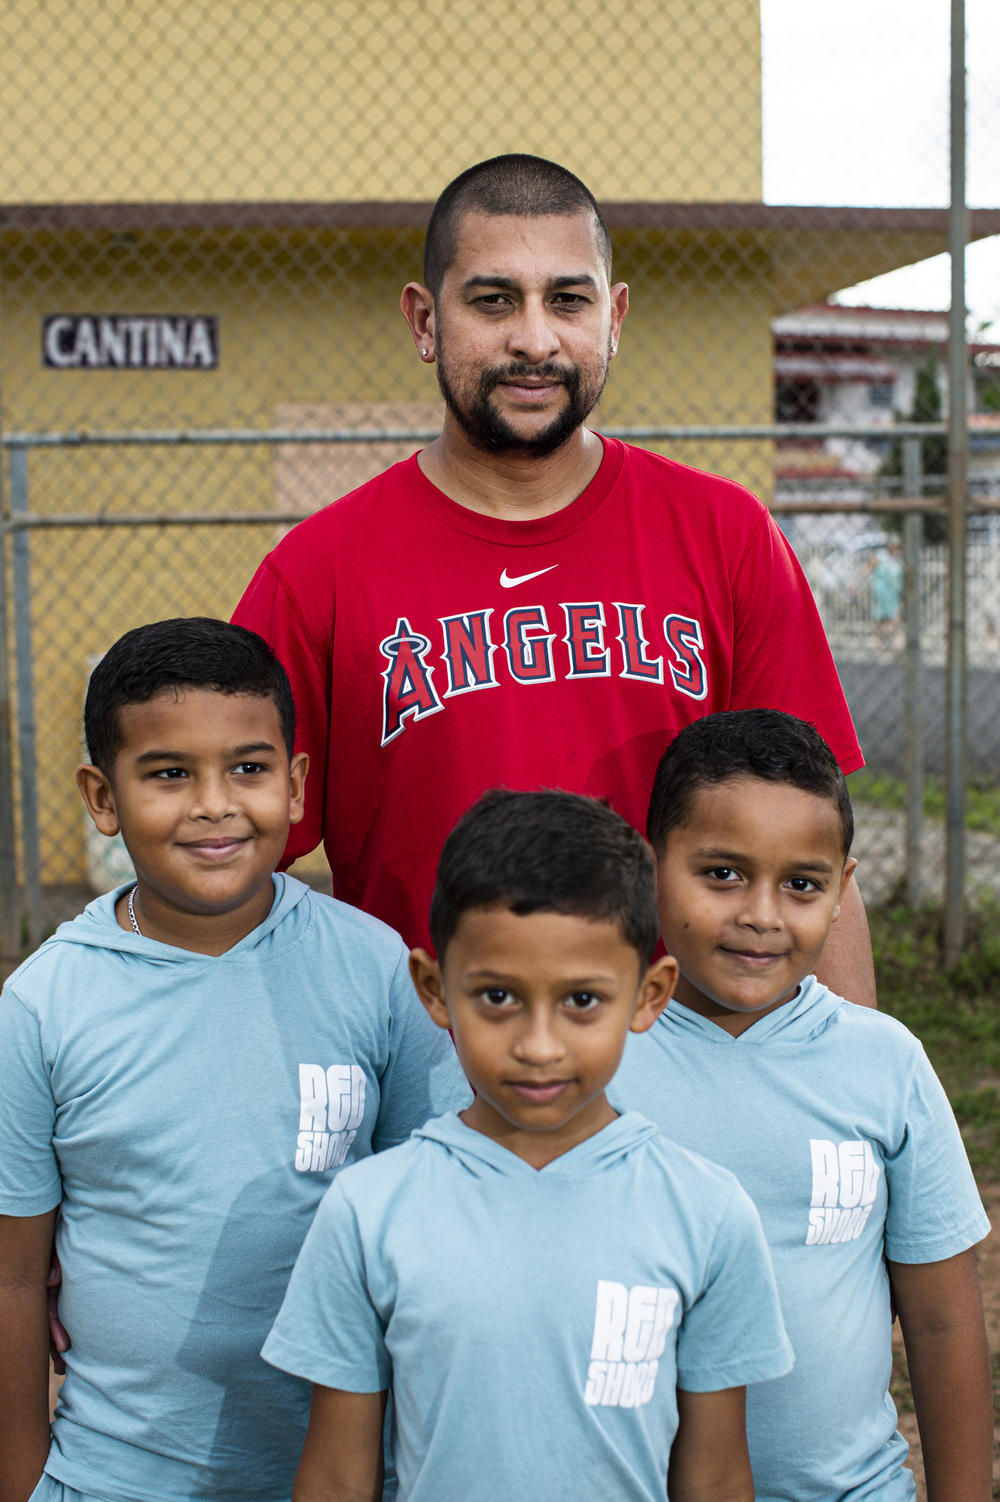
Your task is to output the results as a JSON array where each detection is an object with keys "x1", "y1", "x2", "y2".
[{"x1": 424, "y1": 154, "x2": 612, "y2": 295}]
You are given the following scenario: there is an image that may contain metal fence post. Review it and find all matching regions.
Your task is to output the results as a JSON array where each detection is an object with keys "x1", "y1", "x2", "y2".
[
  {"x1": 901, "y1": 440, "x2": 923, "y2": 908},
  {"x1": 944, "y1": 0, "x2": 968, "y2": 965},
  {"x1": 0, "y1": 464, "x2": 20, "y2": 961},
  {"x1": 9, "y1": 445, "x2": 43, "y2": 952}
]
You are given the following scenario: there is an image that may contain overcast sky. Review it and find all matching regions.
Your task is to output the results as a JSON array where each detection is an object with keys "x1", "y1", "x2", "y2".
[{"x1": 760, "y1": 0, "x2": 1000, "y2": 328}]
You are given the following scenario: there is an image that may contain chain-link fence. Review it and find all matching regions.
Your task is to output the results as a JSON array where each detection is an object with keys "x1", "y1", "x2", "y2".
[{"x1": 2, "y1": 0, "x2": 999, "y2": 956}]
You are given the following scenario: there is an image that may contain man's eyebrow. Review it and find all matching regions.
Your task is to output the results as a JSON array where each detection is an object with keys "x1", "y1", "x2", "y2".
[
  {"x1": 133, "y1": 741, "x2": 277, "y2": 764},
  {"x1": 460, "y1": 273, "x2": 599, "y2": 293}
]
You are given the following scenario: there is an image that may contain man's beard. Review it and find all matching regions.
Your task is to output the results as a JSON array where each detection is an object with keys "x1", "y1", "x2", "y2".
[{"x1": 435, "y1": 348, "x2": 608, "y2": 459}]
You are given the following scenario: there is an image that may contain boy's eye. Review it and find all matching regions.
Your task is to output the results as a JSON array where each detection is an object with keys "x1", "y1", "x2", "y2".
[
  {"x1": 564, "y1": 991, "x2": 601, "y2": 1012},
  {"x1": 234, "y1": 761, "x2": 268, "y2": 775},
  {"x1": 151, "y1": 767, "x2": 187, "y2": 780},
  {"x1": 479, "y1": 988, "x2": 514, "y2": 1008},
  {"x1": 786, "y1": 876, "x2": 819, "y2": 894},
  {"x1": 705, "y1": 866, "x2": 740, "y2": 883}
]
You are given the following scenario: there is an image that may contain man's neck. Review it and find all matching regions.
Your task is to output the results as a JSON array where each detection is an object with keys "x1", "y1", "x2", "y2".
[{"x1": 417, "y1": 421, "x2": 605, "y2": 520}]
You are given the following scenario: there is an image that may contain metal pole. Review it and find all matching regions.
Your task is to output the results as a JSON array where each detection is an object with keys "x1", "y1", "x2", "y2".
[
  {"x1": 9, "y1": 445, "x2": 43, "y2": 952},
  {"x1": 0, "y1": 465, "x2": 20, "y2": 961},
  {"x1": 943, "y1": 0, "x2": 968, "y2": 964},
  {"x1": 0, "y1": 239, "x2": 19, "y2": 963},
  {"x1": 901, "y1": 441, "x2": 924, "y2": 908}
]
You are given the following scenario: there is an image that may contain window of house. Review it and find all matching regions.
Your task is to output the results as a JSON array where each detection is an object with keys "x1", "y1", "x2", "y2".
[{"x1": 775, "y1": 380, "x2": 820, "y2": 423}]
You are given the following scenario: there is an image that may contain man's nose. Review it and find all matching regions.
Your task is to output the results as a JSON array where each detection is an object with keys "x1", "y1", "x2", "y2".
[{"x1": 507, "y1": 300, "x2": 561, "y2": 365}]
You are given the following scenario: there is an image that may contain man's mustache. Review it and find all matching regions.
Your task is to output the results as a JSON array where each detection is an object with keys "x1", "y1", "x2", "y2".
[{"x1": 481, "y1": 362, "x2": 577, "y2": 388}]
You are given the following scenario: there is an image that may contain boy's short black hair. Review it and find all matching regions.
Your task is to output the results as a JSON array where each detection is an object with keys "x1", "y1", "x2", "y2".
[
  {"x1": 646, "y1": 709, "x2": 854, "y2": 858},
  {"x1": 84, "y1": 617, "x2": 296, "y2": 773},
  {"x1": 423, "y1": 154, "x2": 613, "y2": 296},
  {"x1": 429, "y1": 788, "x2": 659, "y2": 967}
]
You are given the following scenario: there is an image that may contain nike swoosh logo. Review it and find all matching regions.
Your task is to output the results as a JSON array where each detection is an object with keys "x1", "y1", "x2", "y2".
[{"x1": 500, "y1": 565, "x2": 559, "y2": 589}]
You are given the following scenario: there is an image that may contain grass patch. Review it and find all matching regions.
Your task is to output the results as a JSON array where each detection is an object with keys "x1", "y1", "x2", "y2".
[
  {"x1": 873, "y1": 903, "x2": 1000, "y2": 1485},
  {"x1": 871, "y1": 903, "x2": 1000, "y2": 1180},
  {"x1": 850, "y1": 769, "x2": 1000, "y2": 837}
]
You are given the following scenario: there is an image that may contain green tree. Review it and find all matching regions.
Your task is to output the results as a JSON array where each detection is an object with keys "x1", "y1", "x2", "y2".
[{"x1": 880, "y1": 357, "x2": 948, "y2": 543}]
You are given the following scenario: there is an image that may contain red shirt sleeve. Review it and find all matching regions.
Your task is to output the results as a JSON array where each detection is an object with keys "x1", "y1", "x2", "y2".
[
  {"x1": 232, "y1": 551, "x2": 333, "y2": 871},
  {"x1": 729, "y1": 508, "x2": 863, "y2": 776}
]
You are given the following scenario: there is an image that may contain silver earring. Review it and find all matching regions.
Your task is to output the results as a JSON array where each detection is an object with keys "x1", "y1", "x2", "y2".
[{"x1": 421, "y1": 348, "x2": 429, "y2": 357}]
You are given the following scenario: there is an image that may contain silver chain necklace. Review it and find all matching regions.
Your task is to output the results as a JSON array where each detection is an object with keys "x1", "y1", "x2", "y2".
[{"x1": 127, "y1": 885, "x2": 142, "y2": 937}]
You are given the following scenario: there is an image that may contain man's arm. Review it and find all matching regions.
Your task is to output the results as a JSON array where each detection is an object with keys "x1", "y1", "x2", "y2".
[
  {"x1": 814, "y1": 870, "x2": 877, "y2": 1008},
  {"x1": 889, "y1": 1250, "x2": 992, "y2": 1502},
  {"x1": 0, "y1": 1209, "x2": 56, "y2": 1502},
  {"x1": 291, "y1": 1385, "x2": 386, "y2": 1502},
  {"x1": 667, "y1": 1386, "x2": 754, "y2": 1502}
]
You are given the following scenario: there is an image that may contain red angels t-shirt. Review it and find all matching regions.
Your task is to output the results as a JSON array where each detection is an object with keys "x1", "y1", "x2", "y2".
[{"x1": 233, "y1": 437, "x2": 862, "y2": 948}]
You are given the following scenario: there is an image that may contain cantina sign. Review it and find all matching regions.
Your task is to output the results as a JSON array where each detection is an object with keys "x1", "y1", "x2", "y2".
[{"x1": 43, "y1": 314, "x2": 218, "y2": 369}]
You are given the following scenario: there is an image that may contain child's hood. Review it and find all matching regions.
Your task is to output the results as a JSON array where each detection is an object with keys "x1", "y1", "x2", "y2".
[
  {"x1": 413, "y1": 1108, "x2": 661, "y2": 1179},
  {"x1": 36, "y1": 872, "x2": 309, "y2": 962},
  {"x1": 659, "y1": 974, "x2": 849, "y2": 1046}
]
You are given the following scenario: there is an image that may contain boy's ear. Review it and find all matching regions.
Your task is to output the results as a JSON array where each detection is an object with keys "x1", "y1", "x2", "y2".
[
  {"x1": 630, "y1": 954, "x2": 677, "y2": 1035},
  {"x1": 76, "y1": 763, "x2": 121, "y2": 837},
  {"x1": 287, "y1": 751, "x2": 308, "y2": 825},
  {"x1": 409, "y1": 948, "x2": 451, "y2": 1031},
  {"x1": 833, "y1": 857, "x2": 859, "y2": 917}
]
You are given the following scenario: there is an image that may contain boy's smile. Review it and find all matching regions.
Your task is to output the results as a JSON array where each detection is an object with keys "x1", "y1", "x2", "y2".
[
  {"x1": 656, "y1": 777, "x2": 855, "y2": 1037},
  {"x1": 410, "y1": 906, "x2": 674, "y2": 1168},
  {"x1": 77, "y1": 688, "x2": 307, "y2": 955}
]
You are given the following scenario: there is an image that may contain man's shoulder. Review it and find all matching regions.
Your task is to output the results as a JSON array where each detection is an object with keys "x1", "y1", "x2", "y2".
[
  {"x1": 275, "y1": 454, "x2": 420, "y2": 548},
  {"x1": 616, "y1": 438, "x2": 769, "y2": 514}
]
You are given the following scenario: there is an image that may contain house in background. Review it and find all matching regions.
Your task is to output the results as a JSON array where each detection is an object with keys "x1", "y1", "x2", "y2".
[{"x1": 772, "y1": 302, "x2": 1000, "y2": 506}]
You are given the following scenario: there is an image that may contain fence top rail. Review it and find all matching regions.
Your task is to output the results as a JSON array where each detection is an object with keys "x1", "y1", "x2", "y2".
[
  {"x1": 6, "y1": 497, "x2": 1000, "y2": 531},
  {"x1": 0, "y1": 422, "x2": 951, "y2": 448}
]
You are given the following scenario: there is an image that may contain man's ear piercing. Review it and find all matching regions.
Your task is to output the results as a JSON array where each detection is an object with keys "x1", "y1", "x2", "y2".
[{"x1": 421, "y1": 348, "x2": 429, "y2": 357}]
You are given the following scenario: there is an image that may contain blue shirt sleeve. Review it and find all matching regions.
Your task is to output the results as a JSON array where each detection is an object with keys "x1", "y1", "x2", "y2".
[
  {"x1": 676, "y1": 1179, "x2": 794, "y2": 1393},
  {"x1": 883, "y1": 1041, "x2": 990, "y2": 1264},
  {"x1": 262, "y1": 1175, "x2": 390, "y2": 1393},
  {"x1": 0, "y1": 981, "x2": 63, "y2": 1214}
]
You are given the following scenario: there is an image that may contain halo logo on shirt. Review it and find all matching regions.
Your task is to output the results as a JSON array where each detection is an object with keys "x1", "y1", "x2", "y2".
[
  {"x1": 378, "y1": 603, "x2": 708, "y2": 745},
  {"x1": 584, "y1": 1279, "x2": 679, "y2": 1408},
  {"x1": 295, "y1": 1064, "x2": 366, "y2": 1172},
  {"x1": 806, "y1": 1138, "x2": 881, "y2": 1244}
]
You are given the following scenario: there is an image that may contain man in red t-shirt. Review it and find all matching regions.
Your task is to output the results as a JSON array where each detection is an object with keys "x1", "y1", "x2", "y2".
[{"x1": 234, "y1": 153, "x2": 875, "y2": 1005}]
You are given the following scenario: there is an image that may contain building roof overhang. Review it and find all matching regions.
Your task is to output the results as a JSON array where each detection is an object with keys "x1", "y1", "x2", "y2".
[
  {"x1": 774, "y1": 352, "x2": 900, "y2": 383},
  {"x1": 1, "y1": 200, "x2": 998, "y2": 315}
]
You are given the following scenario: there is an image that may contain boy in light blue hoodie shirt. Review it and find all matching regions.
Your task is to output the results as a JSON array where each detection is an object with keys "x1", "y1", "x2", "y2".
[
  {"x1": 0, "y1": 617, "x2": 468, "y2": 1502},
  {"x1": 614, "y1": 708, "x2": 991, "y2": 1501},
  {"x1": 265, "y1": 789, "x2": 793, "y2": 1502}
]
